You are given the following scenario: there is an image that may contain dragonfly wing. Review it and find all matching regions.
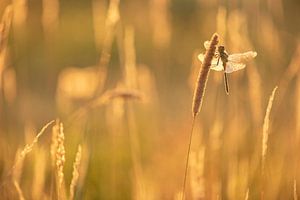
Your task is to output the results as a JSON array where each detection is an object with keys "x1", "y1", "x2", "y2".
[
  {"x1": 225, "y1": 51, "x2": 257, "y2": 73},
  {"x1": 204, "y1": 41, "x2": 210, "y2": 50},
  {"x1": 211, "y1": 59, "x2": 224, "y2": 71},
  {"x1": 225, "y1": 62, "x2": 246, "y2": 73},
  {"x1": 197, "y1": 53, "x2": 205, "y2": 62},
  {"x1": 197, "y1": 53, "x2": 223, "y2": 71},
  {"x1": 228, "y1": 51, "x2": 257, "y2": 63},
  {"x1": 211, "y1": 64, "x2": 224, "y2": 71}
]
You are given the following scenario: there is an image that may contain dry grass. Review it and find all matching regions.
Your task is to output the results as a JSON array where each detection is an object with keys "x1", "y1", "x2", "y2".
[
  {"x1": 261, "y1": 86, "x2": 278, "y2": 199},
  {"x1": 12, "y1": 120, "x2": 55, "y2": 173},
  {"x1": 0, "y1": 1, "x2": 300, "y2": 199},
  {"x1": 189, "y1": 149, "x2": 205, "y2": 199},
  {"x1": 55, "y1": 122, "x2": 66, "y2": 198},
  {"x1": 13, "y1": 179, "x2": 25, "y2": 200},
  {"x1": 0, "y1": 5, "x2": 12, "y2": 51},
  {"x1": 182, "y1": 33, "x2": 219, "y2": 200},
  {"x1": 69, "y1": 145, "x2": 82, "y2": 200},
  {"x1": 32, "y1": 148, "x2": 47, "y2": 200},
  {"x1": 261, "y1": 86, "x2": 278, "y2": 171}
]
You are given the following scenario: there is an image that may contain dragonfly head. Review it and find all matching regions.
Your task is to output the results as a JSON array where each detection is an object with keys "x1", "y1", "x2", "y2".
[{"x1": 218, "y1": 45, "x2": 225, "y2": 53}]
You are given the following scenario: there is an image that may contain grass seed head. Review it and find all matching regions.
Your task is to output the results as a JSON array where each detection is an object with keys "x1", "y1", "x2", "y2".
[
  {"x1": 262, "y1": 86, "x2": 278, "y2": 170},
  {"x1": 56, "y1": 122, "x2": 65, "y2": 188},
  {"x1": 192, "y1": 33, "x2": 219, "y2": 117},
  {"x1": 70, "y1": 145, "x2": 82, "y2": 200}
]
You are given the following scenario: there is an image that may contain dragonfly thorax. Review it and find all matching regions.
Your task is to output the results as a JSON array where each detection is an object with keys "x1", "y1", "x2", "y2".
[{"x1": 218, "y1": 46, "x2": 229, "y2": 63}]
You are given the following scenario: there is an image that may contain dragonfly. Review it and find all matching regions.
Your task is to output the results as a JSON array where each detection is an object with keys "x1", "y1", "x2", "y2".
[{"x1": 198, "y1": 41, "x2": 257, "y2": 95}]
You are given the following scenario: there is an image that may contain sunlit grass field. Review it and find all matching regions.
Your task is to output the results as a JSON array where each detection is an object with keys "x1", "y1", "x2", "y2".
[{"x1": 0, "y1": 0, "x2": 300, "y2": 199}]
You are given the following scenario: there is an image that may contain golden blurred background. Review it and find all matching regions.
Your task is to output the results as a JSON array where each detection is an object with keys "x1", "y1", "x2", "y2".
[{"x1": 0, "y1": 0, "x2": 300, "y2": 199}]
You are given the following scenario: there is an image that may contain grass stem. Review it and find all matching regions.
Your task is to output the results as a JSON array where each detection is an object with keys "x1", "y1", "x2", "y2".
[{"x1": 182, "y1": 117, "x2": 196, "y2": 200}]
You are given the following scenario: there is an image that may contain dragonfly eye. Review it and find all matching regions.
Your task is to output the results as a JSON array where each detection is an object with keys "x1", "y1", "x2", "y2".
[{"x1": 218, "y1": 46, "x2": 225, "y2": 52}]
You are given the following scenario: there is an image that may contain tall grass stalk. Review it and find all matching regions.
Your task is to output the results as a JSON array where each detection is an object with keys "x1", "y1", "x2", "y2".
[
  {"x1": 32, "y1": 148, "x2": 46, "y2": 200},
  {"x1": 10, "y1": 121, "x2": 54, "y2": 199},
  {"x1": 182, "y1": 33, "x2": 219, "y2": 200},
  {"x1": 70, "y1": 145, "x2": 82, "y2": 200},
  {"x1": 12, "y1": 120, "x2": 54, "y2": 173},
  {"x1": 190, "y1": 148, "x2": 205, "y2": 199},
  {"x1": 55, "y1": 123, "x2": 66, "y2": 199},
  {"x1": 0, "y1": 5, "x2": 12, "y2": 51},
  {"x1": 13, "y1": 179, "x2": 25, "y2": 200},
  {"x1": 94, "y1": 0, "x2": 120, "y2": 95},
  {"x1": 261, "y1": 86, "x2": 278, "y2": 170},
  {"x1": 261, "y1": 86, "x2": 278, "y2": 199},
  {"x1": 245, "y1": 188, "x2": 249, "y2": 200},
  {"x1": 120, "y1": 25, "x2": 146, "y2": 199}
]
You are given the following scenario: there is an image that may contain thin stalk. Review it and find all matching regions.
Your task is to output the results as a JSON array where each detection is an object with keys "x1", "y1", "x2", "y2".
[
  {"x1": 182, "y1": 117, "x2": 196, "y2": 200},
  {"x1": 126, "y1": 100, "x2": 145, "y2": 199}
]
